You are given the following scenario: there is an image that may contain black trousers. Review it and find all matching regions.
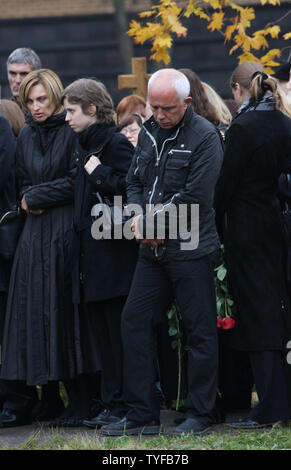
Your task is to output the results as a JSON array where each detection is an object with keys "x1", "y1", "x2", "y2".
[
  {"x1": 87, "y1": 296, "x2": 127, "y2": 416},
  {"x1": 249, "y1": 350, "x2": 291, "y2": 423},
  {"x1": 122, "y1": 253, "x2": 219, "y2": 424}
]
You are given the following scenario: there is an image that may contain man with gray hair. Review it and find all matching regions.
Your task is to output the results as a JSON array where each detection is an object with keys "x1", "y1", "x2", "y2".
[
  {"x1": 100, "y1": 68, "x2": 224, "y2": 436},
  {"x1": 7, "y1": 48, "x2": 41, "y2": 108}
]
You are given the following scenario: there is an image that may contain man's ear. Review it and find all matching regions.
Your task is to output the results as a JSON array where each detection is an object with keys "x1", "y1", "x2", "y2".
[
  {"x1": 87, "y1": 104, "x2": 97, "y2": 116},
  {"x1": 184, "y1": 96, "x2": 192, "y2": 108}
]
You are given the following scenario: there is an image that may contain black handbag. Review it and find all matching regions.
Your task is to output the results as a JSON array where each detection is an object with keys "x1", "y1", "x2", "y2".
[{"x1": 0, "y1": 207, "x2": 26, "y2": 260}]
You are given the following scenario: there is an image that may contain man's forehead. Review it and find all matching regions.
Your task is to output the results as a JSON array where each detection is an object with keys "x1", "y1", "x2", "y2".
[
  {"x1": 149, "y1": 86, "x2": 179, "y2": 105},
  {"x1": 8, "y1": 62, "x2": 32, "y2": 73}
]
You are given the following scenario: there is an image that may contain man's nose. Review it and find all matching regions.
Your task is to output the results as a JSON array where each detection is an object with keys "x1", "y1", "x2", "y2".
[
  {"x1": 15, "y1": 74, "x2": 22, "y2": 83},
  {"x1": 156, "y1": 108, "x2": 165, "y2": 120}
]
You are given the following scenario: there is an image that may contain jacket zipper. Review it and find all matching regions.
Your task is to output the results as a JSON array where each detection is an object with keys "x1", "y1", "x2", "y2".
[
  {"x1": 143, "y1": 125, "x2": 182, "y2": 258},
  {"x1": 145, "y1": 126, "x2": 181, "y2": 208}
]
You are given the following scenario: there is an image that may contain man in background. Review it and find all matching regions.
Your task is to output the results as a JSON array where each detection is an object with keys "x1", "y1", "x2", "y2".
[{"x1": 7, "y1": 48, "x2": 41, "y2": 109}]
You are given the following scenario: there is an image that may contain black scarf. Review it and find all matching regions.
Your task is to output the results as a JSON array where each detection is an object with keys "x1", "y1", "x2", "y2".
[
  {"x1": 78, "y1": 122, "x2": 117, "y2": 155},
  {"x1": 26, "y1": 111, "x2": 66, "y2": 154}
]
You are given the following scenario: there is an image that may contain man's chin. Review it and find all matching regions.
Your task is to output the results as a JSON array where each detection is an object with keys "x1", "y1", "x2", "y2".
[{"x1": 158, "y1": 123, "x2": 172, "y2": 129}]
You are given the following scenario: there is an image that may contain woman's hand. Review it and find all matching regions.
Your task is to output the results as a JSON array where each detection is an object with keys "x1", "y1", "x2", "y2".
[
  {"x1": 84, "y1": 155, "x2": 101, "y2": 175},
  {"x1": 21, "y1": 195, "x2": 44, "y2": 215},
  {"x1": 21, "y1": 195, "x2": 29, "y2": 214}
]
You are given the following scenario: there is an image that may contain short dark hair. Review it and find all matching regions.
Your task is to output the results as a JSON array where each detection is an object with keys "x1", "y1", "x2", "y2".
[
  {"x1": 61, "y1": 78, "x2": 114, "y2": 124},
  {"x1": 118, "y1": 113, "x2": 143, "y2": 131}
]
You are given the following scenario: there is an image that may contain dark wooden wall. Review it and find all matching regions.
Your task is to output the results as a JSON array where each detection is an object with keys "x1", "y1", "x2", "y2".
[{"x1": 0, "y1": 4, "x2": 290, "y2": 105}]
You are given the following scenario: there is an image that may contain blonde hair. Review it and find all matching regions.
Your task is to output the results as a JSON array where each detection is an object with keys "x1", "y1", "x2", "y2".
[
  {"x1": 0, "y1": 99, "x2": 25, "y2": 136},
  {"x1": 250, "y1": 72, "x2": 291, "y2": 118},
  {"x1": 230, "y1": 61, "x2": 265, "y2": 91},
  {"x1": 202, "y1": 82, "x2": 232, "y2": 126},
  {"x1": 19, "y1": 68, "x2": 64, "y2": 114}
]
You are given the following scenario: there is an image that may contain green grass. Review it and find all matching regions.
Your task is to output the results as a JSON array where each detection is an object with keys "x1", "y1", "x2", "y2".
[{"x1": 1, "y1": 423, "x2": 291, "y2": 450}]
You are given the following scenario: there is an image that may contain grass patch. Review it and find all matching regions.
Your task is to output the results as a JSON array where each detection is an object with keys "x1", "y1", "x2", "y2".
[{"x1": 1, "y1": 423, "x2": 291, "y2": 450}]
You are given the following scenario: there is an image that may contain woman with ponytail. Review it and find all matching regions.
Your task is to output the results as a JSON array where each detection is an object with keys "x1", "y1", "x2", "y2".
[{"x1": 214, "y1": 62, "x2": 291, "y2": 428}]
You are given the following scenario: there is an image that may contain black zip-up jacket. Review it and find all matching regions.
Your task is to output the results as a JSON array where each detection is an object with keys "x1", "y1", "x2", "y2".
[{"x1": 126, "y1": 105, "x2": 224, "y2": 260}]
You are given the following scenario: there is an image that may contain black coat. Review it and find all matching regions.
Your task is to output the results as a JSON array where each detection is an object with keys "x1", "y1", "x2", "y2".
[
  {"x1": 0, "y1": 114, "x2": 17, "y2": 292},
  {"x1": 0, "y1": 113, "x2": 88, "y2": 385},
  {"x1": 71, "y1": 123, "x2": 138, "y2": 304},
  {"x1": 214, "y1": 108, "x2": 291, "y2": 351}
]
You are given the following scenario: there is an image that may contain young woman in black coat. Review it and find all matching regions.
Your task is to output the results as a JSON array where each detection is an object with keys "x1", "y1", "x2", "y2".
[
  {"x1": 0, "y1": 69, "x2": 91, "y2": 427},
  {"x1": 214, "y1": 63, "x2": 291, "y2": 427},
  {"x1": 62, "y1": 78, "x2": 138, "y2": 428}
]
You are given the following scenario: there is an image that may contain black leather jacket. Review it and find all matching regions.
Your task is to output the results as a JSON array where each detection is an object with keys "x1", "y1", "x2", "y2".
[{"x1": 126, "y1": 105, "x2": 224, "y2": 260}]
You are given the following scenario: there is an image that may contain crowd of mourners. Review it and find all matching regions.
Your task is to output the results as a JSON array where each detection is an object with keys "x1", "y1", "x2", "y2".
[{"x1": 0, "y1": 47, "x2": 291, "y2": 436}]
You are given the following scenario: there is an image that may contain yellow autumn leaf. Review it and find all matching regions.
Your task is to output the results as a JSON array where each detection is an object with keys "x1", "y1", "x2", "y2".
[
  {"x1": 251, "y1": 34, "x2": 269, "y2": 49},
  {"x1": 167, "y1": 14, "x2": 188, "y2": 36},
  {"x1": 238, "y1": 52, "x2": 260, "y2": 63},
  {"x1": 262, "y1": 60, "x2": 282, "y2": 66},
  {"x1": 283, "y1": 32, "x2": 291, "y2": 40},
  {"x1": 153, "y1": 32, "x2": 173, "y2": 49},
  {"x1": 150, "y1": 47, "x2": 171, "y2": 65},
  {"x1": 239, "y1": 7, "x2": 255, "y2": 29},
  {"x1": 229, "y1": 32, "x2": 245, "y2": 54},
  {"x1": 208, "y1": 0, "x2": 222, "y2": 9},
  {"x1": 139, "y1": 10, "x2": 155, "y2": 19},
  {"x1": 268, "y1": 25, "x2": 281, "y2": 38},
  {"x1": 260, "y1": 49, "x2": 282, "y2": 69},
  {"x1": 207, "y1": 11, "x2": 224, "y2": 32},
  {"x1": 224, "y1": 21, "x2": 238, "y2": 41},
  {"x1": 260, "y1": 48, "x2": 281, "y2": 62},
  {"x1": 260, "y1": 0, "x2": 267, "y2": 4},
  {"x1": 254, "y1": 28, "x2": 269, "y2": 37},
  {"x1": 268, "y1": 0, "x2": 280, "y2": 5},
  {"x1": 127, "y1": 20, "x2": 142, "y2": 38},
  {"x1": 264, "y1": 67, "x2": 275, "y2": 74},
  {"x1": 229, "y1": 44, "x2": 239, "y2": 55},
  {"x1": 187, "y1": 7, "x2": 210, "y2": 22},
  {"x1": 184, "y1": 0, "x2": 197, "y2": 18},
  {"x1": 229, "y1": 2, "x2": 244, "y2": 12},
  {"x1": 128, "y1": 22, "x2": 163, "y2": 44},
  {"x1": 158, "y1": 2, "x2": 182, "y2": 22}
]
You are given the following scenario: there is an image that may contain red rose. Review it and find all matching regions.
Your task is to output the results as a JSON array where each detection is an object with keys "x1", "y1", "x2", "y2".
[
  {"x1": 222, "y1": 317, "x2": 236, "y2": 330},
  {"x1": 217, "y1": 317, "x2": 223, "y2": 329}
]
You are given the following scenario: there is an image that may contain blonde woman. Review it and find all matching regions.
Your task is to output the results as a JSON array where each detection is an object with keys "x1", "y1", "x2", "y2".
[
  {"x1": 201, "y1": 81, "x2": 232, "y2": 135},
  {"x1": 0, "y1": 69, "x2": 90, "y2": 427},
  {"x1": 214, "y1": 63, "x2": 291, "y2": 428}
]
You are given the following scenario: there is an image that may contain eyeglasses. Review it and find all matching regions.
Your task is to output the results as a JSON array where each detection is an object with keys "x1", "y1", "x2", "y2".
[{"x1": 121, "y1": 126, "x2": 141, "y2": 136}]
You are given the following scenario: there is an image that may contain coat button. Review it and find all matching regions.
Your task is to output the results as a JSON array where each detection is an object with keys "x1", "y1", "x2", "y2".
[{"x1": 96, "y1": 180, "x2": 101, "y2": 185}]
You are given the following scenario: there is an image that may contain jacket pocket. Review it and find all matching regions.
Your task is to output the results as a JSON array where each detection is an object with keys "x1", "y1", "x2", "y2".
[{"x1": 164, "y1": 150, "x2": 191, "y2": 191}]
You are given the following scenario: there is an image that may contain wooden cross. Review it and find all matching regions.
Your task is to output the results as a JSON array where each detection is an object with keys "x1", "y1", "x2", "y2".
[{"x1": 118, "y1": 57, "x2": 151, "y2": 100}]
